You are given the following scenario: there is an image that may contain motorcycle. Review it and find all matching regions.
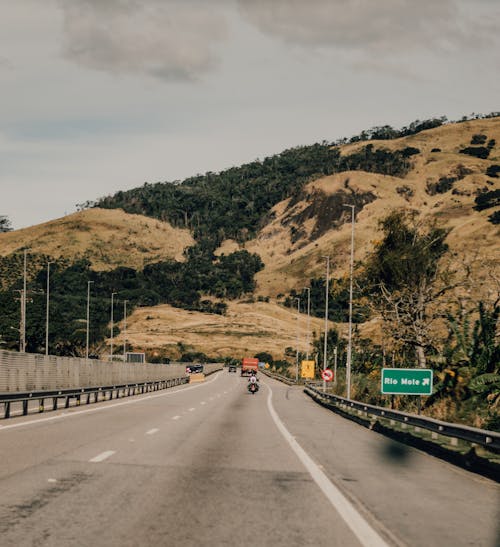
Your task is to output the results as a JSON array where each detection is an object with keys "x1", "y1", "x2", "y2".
[{"x1": 247, "y1": 381, "x2": 259, "y2": 394}]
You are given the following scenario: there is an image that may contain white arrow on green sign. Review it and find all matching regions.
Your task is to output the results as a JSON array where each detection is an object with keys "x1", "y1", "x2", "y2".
[{"x1": 381, "y1": 368, "x2": 433, "y2": 395}]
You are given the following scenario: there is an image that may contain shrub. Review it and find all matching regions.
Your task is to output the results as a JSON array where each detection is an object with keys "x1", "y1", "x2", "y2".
[
  {"x1": 400, "y1": 146, "x2": 420, "y2": 157},
  {"x1": 431, "y1": 148, "x2": 441, "y2": 153},
  {"x1": 471, "y1": 134, "x2": 487, "y2": 145},
  {"x1": 459, "y1": 146, "x2": 490, "y2": 159},
  {"x1": 474, "y1": 189, "x2": 500, "y2": 211},
  {"x1": 485, "y1": 164, "x2": 500, "y2": 178},
  {"x1": 489, "y1": 210, "x2": 500, "y2": 224}
]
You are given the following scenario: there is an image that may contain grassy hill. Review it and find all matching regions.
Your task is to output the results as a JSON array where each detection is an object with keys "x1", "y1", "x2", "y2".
[
  {"x1": 122, "y1": 118, "x2": 499, "y2": 357},
  {"x1": 0, "y1": 208, "x2": 194, "y2": 272},
  {"x1": 244, "y1": 118, "x2": 500, "y2": 301},
  {"x1": 0, "y1": 117, "x2": 498, "y2": 362}
]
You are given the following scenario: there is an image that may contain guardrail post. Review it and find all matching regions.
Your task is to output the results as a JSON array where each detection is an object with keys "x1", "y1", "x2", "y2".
[
  {"x1": 65, "y1": 396, "x2": 70, "y2": 408},
  {"x1": 39, "y1": 399, "x2": 44, "y2": 413},
  {"x1": 52, "y1": 397, "x2": 58, "y2": 411},
  {"x1": 4, "y1": 401, "x2": 10, "y2": 419},
  {"x1": 23, "y1": 400, "x2": 28, "y2": 415}
]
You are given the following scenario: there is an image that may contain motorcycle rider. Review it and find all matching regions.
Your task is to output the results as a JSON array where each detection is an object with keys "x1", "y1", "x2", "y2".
[{"x1": 248, "y1": 371, "x2": 259, "y2": 391}]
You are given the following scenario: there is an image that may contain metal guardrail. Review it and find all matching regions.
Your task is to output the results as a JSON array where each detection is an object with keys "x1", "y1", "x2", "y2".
[
  {"x1": 261, "y1": 370, "x2": 297, "y2": 385},
  {"x1": 1, "y1": 377, "x2": 190, "y2": 419},
  {"x1": 304, "y1": 384, "x2": 500, "y2": 451}
]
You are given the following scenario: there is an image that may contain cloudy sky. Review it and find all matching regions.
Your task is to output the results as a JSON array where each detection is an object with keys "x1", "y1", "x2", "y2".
[{"x1": 1, "y1": 0, "x2": 499, "y2": 230}]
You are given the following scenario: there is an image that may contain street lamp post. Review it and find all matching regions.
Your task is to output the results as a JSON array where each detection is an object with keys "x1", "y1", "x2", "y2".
[
  {"x1": 45, "y1": 262, "x2": 53, "y2": 356},
  {"x1": 123, "y1": 300, "x2": 128, "y2": 359},
  {"x1": 344, "y1": 204, "x2": 355, "y2": 399},
  {"x1": 304, "y1": 287, "x2": 311, "y2": 360},
  {"x1": 322, "y1": 256, "x2": 330, "y2": 392},
  {"x1": 295, "y1": 297, "x2": 300, "y2": 383},
  {"x1": 21, "y1": 248, "x2": 28, "y2": 353},
  {"x1": 86, "y1": 281, "x2": 94, "y2": 360},
  {"x1": 110, "y1": 292, "x2": 117, "y2": 361},
  {"x1": 334, "y1": 346, "x2": 338, "y2": 387}
]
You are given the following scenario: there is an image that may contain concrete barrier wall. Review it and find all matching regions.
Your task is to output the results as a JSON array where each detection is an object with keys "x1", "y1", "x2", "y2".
[
  {"x1": 202, "y1": 363, "x2": 223, "y2": 376},
  {"x1": 0, "y1": 349, "x2": 190, "y2": 392}
]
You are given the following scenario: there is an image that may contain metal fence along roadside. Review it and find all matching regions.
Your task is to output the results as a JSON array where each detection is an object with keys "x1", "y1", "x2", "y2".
[
  {"x1": 304, "y1": 384, "x2": 500, "y2": 451},
  {"x1": 0, "y1": 349, "x2": 187, "y2": 392},
  {"x1": 0, "y1": 349, "x2": 222, "y2": 392},
  {"x1": 0, "y1": 350, "x2": 223, "y2": 419}
]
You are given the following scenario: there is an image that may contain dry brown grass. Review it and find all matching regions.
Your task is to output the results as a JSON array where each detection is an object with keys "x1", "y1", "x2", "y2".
[
  {"x1": 117, "y1": 299, "x2": 330, "y2": 361},
  {"x1": 0, "y1": 208, "x2": 194, "y2": 270},
  {"x1": 243, "y1": 118, "x2": 500, "y2": 301},
  {"x1": 3, "y1": 119, "x2": 499, "y2": 361}
]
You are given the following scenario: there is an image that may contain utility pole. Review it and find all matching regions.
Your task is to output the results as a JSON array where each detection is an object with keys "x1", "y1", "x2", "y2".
[
  {"x1": 334, "y1": 346, "x2": 338, "y2": 387},
  {"x1": 304, "y1": 287, "x2": 311, "y2": 360},
  {"x1": 295, "y1": 297, "x2": 300, "y2": 383},
  {"x1": 21, "y1": 249, "x2": 28, "y2": 353},
  {"x1": 45, "y1": 262, "x2": 53, "y2": 356},
  {"x1": 13, "y1": 290, "x2": 23, "y2": 351},
  {"x1": 123, "y1": 300, "x2": 128, "y2": 359},
  {"x1": 110, "y1": 292, "x2": 117, "y2": 361},
  {"x1": 344, "y1": 204, "x2": 355, "y2": 399},
  {"x1": 86, "y1": 281, "x2": 94, "y2": 360},
  {"x1": 322, "y1": 256, "x2": 330, "y2": 392}
]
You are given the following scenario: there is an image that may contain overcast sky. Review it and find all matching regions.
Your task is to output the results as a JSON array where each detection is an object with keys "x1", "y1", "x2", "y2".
[{"x1": 1, "y1": 0, "x2": 499, "y2": 230}]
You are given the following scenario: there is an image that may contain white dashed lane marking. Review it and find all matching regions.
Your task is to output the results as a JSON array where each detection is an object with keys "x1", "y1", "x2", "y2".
[
  {"x1": 172, "y1": 415, "x2": 181, "y2": 420},
  {"x1": 146, "y1": 428, "x2": 159, "y2": 435},
  {"x1": 89, "y1": 450, "x2": 116, "y2": 463},
  {"x1": 188, "y1": 408, "x2": 196, "y2": 412}
]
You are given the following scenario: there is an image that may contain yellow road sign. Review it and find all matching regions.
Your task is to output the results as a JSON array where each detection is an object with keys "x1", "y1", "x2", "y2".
[{"x1": 301, "y1": 360, "x2": 315, "y2": 379}]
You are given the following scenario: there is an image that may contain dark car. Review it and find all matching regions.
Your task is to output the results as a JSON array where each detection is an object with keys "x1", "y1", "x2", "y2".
[
  {"x1": 186, "y1": 364, "x2": 204, "y2": 374},
  {"x1": 228, "y1": 364, "x2": 237, "y2": 373}
]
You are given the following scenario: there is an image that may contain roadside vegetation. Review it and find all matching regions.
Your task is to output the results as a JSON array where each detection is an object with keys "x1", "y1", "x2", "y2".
[{"x1": 277, "y1": 210, "x2": 499, "y2": 430}]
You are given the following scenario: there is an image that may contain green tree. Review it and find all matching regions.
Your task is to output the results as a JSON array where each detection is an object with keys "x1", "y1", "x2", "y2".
[
  {"x1": 0, "y1": 215, "x2": 13, "y2": 232},
  {"x1": 364, "y1": 210, "x2": 450, "y2": 368}
]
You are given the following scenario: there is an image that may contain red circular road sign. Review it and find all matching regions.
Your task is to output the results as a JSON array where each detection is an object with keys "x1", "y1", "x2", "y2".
[{"x1": 321, "y1": 369, "x2": 334, "y2": 382}]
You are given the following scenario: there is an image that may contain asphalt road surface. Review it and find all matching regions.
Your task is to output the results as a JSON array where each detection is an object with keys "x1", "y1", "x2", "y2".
[{"x1": 0, "y1": 371, "x2": 498, "y2": 546}]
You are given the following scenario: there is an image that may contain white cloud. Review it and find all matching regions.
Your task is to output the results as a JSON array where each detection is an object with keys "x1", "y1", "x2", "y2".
[
  {"x1": 59, "y1": 0, "x2": 229, "y2": 80},
  {"x1": 238, "y1": 0, "x2": 497, "y2": 56}
]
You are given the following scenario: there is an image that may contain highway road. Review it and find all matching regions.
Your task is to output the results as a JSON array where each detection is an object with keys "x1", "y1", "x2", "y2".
[{"x1": 0, "y1": 371, "x2": 498, "y2": 546}]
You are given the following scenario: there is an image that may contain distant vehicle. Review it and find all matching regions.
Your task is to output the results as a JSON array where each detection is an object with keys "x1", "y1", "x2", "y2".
[
  {"x1": 186, "y1": 364, "x2": 204, "y2": 374},
  {"x1": 228, "y1": 364, "x2": 237, "y2": 373},
  {"x1": 241, "y1": 357, "x2": 259, "y2": 376}
]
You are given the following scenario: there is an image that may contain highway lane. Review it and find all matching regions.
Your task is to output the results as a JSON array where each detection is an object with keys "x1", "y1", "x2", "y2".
[
  {"x1": 0, "y1": 372, "x2": 366, "y2": 547},
  {"x1": 270, "y1": 380, "x2": 499, "y2": 547},
  {"x1": 0, "y1": 371, "x2": 498, "y2": 546}
]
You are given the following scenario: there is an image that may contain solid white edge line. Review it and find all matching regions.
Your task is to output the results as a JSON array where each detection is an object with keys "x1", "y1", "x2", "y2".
[
  {"x1": 266, "y1": 384, "x2": 389, "y2": 547},
  {"x1": 89, "y1": 450, "x2": 116, "y2": 463},
  {"x1": 0, "y1": 372, "x2": 222, "y2": 431}
]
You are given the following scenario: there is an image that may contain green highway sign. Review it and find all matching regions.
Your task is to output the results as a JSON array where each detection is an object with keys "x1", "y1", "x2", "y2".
[{"x1": 381, "y1": 368, "x2": 433, "y2": 395}]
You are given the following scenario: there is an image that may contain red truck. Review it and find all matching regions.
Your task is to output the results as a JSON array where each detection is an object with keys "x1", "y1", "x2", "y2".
[{"x1": 241, "y1": 357, "x2": 259, "y2": 376}]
